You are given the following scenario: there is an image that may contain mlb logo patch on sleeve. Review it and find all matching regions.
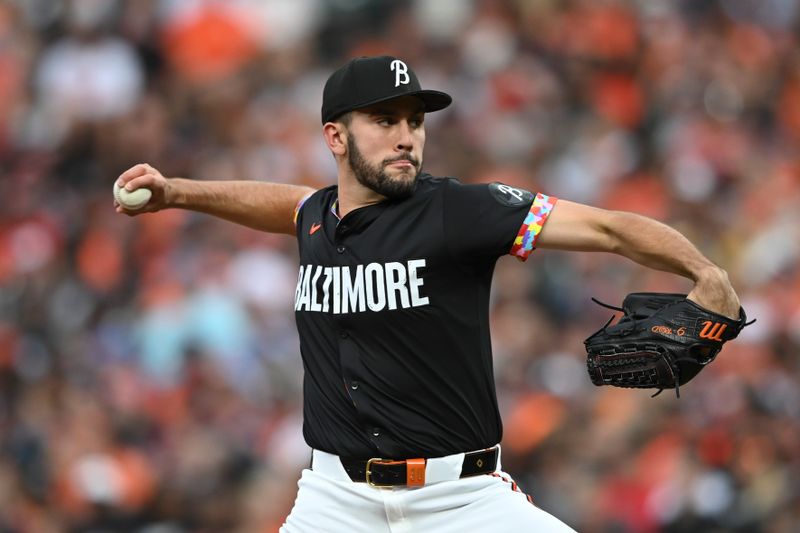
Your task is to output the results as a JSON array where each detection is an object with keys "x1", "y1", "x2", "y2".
[{"x1": 489, "y1": 183, "x2": 534, "y2": 207}]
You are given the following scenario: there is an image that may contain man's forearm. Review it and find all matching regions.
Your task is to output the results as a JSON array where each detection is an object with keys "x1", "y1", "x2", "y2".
[
  {"x1": 539, "y1": 200, "x2": 719, "y2": 281},
  {"x1": 602, "y1": 211, "x2": 740, "y2": 318},
  {"x1": 167, "y1": 178, "x2": 315, "y2": 235},
  {"x1": 537, "y1": 200, "x2": 740, "y2": 317},
  {"x1": 602, "y1": 211, "x2": 717, "y2": 282},
  {"x1": 115, "y1": 163, "x2": 316, "y2": 235}
]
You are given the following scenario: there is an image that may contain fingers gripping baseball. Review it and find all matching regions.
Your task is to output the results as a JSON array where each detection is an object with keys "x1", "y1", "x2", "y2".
[{"x1": 114, "y1": 163, "x2": 170, "y2": 215}]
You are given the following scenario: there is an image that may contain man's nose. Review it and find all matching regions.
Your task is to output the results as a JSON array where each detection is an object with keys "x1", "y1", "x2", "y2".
[{"x1": 395, "y1": 120, "x2": 414, "y2": 151}]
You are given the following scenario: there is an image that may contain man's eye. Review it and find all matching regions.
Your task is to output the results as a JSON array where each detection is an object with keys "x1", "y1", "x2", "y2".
[{"x1": 377, "y1": 118, "x2": 393, "y2": 126}]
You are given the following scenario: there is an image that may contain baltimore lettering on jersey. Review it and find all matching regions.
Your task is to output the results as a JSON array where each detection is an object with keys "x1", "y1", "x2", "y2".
[{"x1": 294, "y1": 259, "x2": 429, "y2": 313}]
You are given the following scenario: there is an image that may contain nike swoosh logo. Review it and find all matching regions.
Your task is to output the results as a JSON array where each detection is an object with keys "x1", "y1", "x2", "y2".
[{"x1": 309, "y1": 223, "x2": 322, "y2": 235}]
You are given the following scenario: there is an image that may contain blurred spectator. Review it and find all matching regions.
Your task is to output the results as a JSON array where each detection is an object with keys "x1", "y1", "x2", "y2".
[{"x1": 33, "y1": 0, "x2": 144, "y2": 147}]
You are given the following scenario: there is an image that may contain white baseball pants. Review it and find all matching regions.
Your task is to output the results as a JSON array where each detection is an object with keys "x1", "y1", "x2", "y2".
[{"x1": 280, "y1": 447, "x2": 576, "y2": 532}]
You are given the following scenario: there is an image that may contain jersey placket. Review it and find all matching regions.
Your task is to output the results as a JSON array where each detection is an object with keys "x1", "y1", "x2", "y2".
[{"x1": 331, "y1": 203, "x2": 388, "y2": 452}]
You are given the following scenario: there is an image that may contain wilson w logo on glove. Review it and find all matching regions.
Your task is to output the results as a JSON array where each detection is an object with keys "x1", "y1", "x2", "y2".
[{"x1": 698, "y1": 321, "x2": 727, "y2": 341}]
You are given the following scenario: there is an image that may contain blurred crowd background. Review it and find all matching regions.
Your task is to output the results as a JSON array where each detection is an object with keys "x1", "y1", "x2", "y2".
[{"x1": 1, "y1": 0, "x2": 799, "y2": 531}]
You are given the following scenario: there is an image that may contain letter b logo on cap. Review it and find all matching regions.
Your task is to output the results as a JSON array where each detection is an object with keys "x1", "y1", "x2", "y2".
[{"x1": 390, "y1": 60, "x2": 410, "y2": 87}]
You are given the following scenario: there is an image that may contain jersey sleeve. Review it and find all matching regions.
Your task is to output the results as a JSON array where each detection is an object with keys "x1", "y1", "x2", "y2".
[
  {"x1": 443, "y1": 179, "x2": 557, "y2": 263},
  {"x1": 508, "y1": 192, "x2": 557, "y2": 261},
  {"x1": 293, "y1": 190, "x2": 315, "y2": 228}
]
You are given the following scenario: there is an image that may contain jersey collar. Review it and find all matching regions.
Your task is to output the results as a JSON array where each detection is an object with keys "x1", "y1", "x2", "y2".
[{"x1": 329, "y1": 194, "x2": 395, "y2": 238}]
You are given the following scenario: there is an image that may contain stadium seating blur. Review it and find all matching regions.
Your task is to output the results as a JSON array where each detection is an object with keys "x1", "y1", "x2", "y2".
[{"x1": 0, "y1": 1, "x2": 798, "y2": 531}]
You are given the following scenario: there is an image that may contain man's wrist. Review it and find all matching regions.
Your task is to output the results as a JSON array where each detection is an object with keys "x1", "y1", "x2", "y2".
[
  {"x1": 687, "y1": 263, "x2": 725, "y2": 284},
  {"x1": 688, "y1": 266, "x2": 740, "y2": 318},
  {"x1": 693, "y1": 265, "x2": 729, "y2": 286},
  {"x1": 164, "y1": 177, "x2": 186, "y2": 208}
]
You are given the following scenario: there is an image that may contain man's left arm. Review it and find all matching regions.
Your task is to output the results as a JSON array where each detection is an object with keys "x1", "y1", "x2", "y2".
[{"x1": 535, "y1": 200, "x2": 741, "y2": 319}]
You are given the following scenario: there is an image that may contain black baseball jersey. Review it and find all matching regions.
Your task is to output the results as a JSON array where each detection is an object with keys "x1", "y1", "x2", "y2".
[{"x1": 293, "y1": 173, "x2": 557, "y2": 459}]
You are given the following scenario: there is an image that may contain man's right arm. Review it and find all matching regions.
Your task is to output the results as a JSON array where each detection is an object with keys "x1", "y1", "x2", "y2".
[{"x1": 115, "y1": 163, "x2": 316, "y2": 236}]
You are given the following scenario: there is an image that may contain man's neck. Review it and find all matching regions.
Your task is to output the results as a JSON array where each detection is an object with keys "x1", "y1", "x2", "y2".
[{"x1": 336, "y1": 172, "x2": 386, "y2": 218}]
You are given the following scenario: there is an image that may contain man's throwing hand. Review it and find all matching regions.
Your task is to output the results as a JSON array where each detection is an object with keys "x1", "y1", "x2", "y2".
[{"x1": 114, "y1": 163, "x2": 171, "y2": 215}]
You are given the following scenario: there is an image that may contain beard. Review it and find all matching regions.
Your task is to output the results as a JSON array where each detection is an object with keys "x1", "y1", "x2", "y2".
[{"x1": 347, "y1": 135, "x2": 421, "y2": 200}]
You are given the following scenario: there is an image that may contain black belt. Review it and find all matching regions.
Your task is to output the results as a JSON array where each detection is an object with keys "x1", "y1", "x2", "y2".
[{"x1": 339, "y1": 447, "x2": 499, "y2": 487}]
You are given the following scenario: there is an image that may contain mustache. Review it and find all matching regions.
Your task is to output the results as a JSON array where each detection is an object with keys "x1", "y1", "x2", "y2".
[{"x1": 383, "y1": 153, "x2": 420, "y2": 168}]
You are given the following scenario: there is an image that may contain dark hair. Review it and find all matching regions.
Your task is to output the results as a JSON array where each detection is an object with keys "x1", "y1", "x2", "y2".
[{"x1": 336, "y1": 111, "x2": 353, "y2": 127}]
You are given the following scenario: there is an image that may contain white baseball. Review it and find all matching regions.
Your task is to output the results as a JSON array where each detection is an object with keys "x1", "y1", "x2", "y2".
[{"x1": 114, "y1": 182, "x2": 152, "y2": 210}]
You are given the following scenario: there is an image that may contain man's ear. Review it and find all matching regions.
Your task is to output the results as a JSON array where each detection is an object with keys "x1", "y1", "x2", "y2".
[{"x1": 323, "y1": 122, "x2": 347, "y2": 156}]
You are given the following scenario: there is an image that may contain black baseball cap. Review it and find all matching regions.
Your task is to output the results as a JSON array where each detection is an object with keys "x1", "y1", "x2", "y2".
[{"x1": 321, "y1": 55, "x2": 452, "y2": 124}]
